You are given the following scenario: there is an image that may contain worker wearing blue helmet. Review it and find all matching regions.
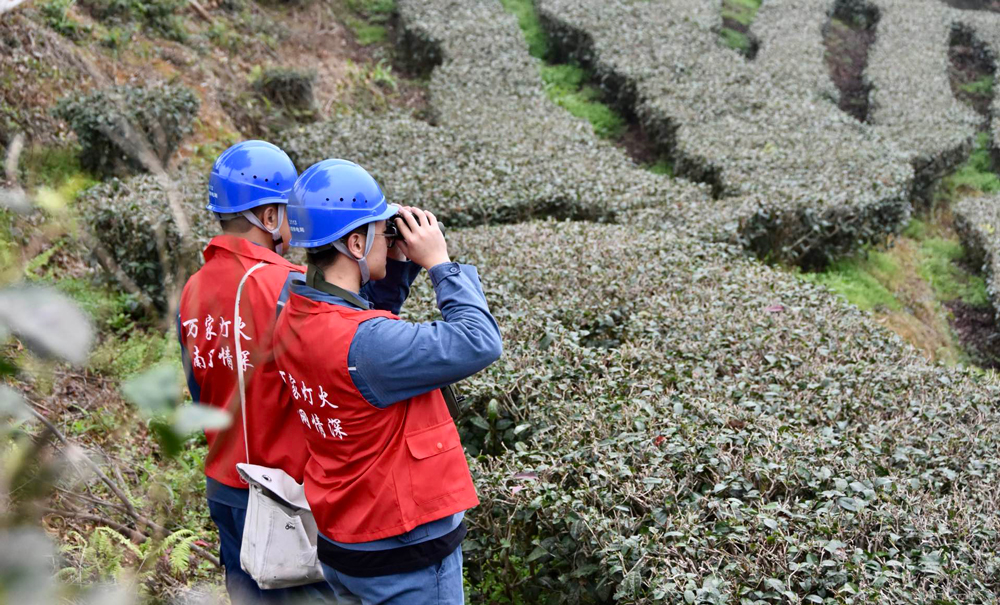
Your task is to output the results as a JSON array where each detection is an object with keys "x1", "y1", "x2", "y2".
[
  {"x1": 178, "y1": 141, "x2": 334, "y2": 604},
  {"x1": 272, "y1": 159, "x2": 502, "y2": 603},
  {"x1": 205, "y1": 140, "x2": 295, "y2": 253}
]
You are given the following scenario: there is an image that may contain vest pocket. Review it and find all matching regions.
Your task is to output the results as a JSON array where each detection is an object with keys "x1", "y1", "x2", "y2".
[{"x1": 404, "y1": 421, "x2": 468, "y2": 504}]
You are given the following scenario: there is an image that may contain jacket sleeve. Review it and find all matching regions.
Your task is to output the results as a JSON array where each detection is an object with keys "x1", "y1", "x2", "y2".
[
  {"x1": 360, "y1": 259, "x2": 423, "y2": 314},
  {"x1": 348, "y1": 262, "x2": 503, "y2": 408}
]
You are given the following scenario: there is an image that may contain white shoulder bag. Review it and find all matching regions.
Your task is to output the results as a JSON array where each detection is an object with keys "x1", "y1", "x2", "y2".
[{"x1": 233, "y1": 262, "x2": 325, "y2": 589}]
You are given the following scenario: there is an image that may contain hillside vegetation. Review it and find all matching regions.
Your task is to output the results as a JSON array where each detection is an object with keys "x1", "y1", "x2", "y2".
[{"x1": 2, "y1": 0, "x2": 1000, "y2": 604}]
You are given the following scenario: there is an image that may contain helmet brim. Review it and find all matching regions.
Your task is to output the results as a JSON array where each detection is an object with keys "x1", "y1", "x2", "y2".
[{"x1": 290, "y1": 203, "x2": 400, "y2": 249}]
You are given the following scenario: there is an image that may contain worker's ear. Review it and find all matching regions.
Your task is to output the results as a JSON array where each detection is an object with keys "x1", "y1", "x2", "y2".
[
  {"x1": 260, "y1": 205, "x2": 280, "y2": 230},
  {"x1": 346, "y1": 232, "x2": 366, "y2": 259}
]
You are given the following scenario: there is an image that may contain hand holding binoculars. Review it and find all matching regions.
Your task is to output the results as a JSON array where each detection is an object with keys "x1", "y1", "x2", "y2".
[{"x1": 390, "y1": 207, "x2": 450, "y2": 270}]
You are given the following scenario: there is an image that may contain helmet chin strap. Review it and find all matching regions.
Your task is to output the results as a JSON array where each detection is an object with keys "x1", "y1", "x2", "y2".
[
  {"x1": 331, "y1": 222, "x2": 376, "y2": 286},
  {"x1": 240, "y1": 205, "x2": 286, "y2": 255}
]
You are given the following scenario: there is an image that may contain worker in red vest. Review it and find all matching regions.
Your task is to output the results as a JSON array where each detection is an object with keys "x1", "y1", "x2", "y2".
[
  {"x1": 179, "y1": 144, "x2": 419, "y2": 603},
  {"x1": 272, "y1": 159, "x2": 502, "y2": 603}
]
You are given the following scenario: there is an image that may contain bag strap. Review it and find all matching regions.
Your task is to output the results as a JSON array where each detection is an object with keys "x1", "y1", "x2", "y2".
[
  {"x1": 236, "y1": 261, "x2": 268, "y2": 467},
  {"x1": 305, "y1": 264, "x2": 370, "y2": 310}
]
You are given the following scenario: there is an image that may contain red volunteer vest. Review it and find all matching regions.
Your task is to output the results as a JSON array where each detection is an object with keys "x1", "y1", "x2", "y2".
[
  {"x1": 179, "y1": 235, "x2": 308, "y2": 488},
  {"x1": 273, "y1": 292, "x2": 480, "y2": 543}
]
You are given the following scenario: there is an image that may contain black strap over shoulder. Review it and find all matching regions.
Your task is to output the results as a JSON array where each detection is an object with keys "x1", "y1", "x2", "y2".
[{"x1": 305, "y1": 264, "x2": 370, "y2": 310}]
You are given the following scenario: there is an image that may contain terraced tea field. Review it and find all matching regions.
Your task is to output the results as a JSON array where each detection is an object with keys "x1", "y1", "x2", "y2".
[{"x1": 4, "y1": 0, "x2": 1000, "y2": 603}]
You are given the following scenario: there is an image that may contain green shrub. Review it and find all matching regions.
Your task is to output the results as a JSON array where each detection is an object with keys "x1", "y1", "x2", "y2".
[
  {"x1": 76, "y1": 172, "x2": 215, "y2": 314},
  {"x1": 40, "y1": 0, "x2": 90, "y2": 39},
  {"x1": 224, "y1": 67, "x2": 315, "y2": 139},
  {"x1": 78, "y1": 0, "x2": 187, "y2": 40},
  {"x1": 254, "y1": 67, "x2": 316, "y2": 111},
  {"x1": 54, "y1": 85, "x2": 200, "y2": 178}
]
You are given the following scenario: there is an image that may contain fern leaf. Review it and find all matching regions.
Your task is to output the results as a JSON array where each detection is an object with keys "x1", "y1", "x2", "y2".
[
  {"x1": 95, "y1": 526, "x2": 143, "y2": 558},
  {"x1": 168, "y1": 534, "x2": 198, "y2": 574}
]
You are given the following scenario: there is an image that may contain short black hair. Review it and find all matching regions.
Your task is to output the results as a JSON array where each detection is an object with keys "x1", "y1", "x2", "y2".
[
  {"x1": 218, "y1": 204, "x2": 275, "y2": 234},
  {"x1": 306, "y1": 246, "x2": 339, "y2": 271},
  {"x1": 306, "y1": 223, "x2": 371, "y2": 270}
]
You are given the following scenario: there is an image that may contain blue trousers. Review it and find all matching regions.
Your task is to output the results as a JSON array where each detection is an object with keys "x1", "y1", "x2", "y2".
[
  {"x1": 320, "y1": 546, "x2": 464, "y2": 605},
  {"x1": 208, "y1": 499, "x2": 333, "y2": 604}
]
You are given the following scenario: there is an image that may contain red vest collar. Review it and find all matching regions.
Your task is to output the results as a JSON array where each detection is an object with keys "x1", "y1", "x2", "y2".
[
  {"x1": 287, "y1": 290, "x2": 395, "y2": 318},
  {"x1": 202, "y1": 235, "x2": 303, "y2": 272}
]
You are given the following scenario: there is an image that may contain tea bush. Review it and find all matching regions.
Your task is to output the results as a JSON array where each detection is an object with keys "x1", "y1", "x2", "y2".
[
  {"x1": 770, "y1": 1, "x2": 997, "y2": 203},
  {"x1": 254, "y1": 66, "x2": 316, "y2": 111},
  {"x1": 955, "y1": 194, "x2": 1000, "y2": 319},
  {"x1": 398, "y1": 221, "x2": 1000, "y2": 603},
  {"x1": 864, "y1": 0, "x2": 981, "y2": 202},
  {"x1": 283, "y1": 0, "x2": 717, "y2": 231},
  {"x1": 54, "y1": 84, "x2": 200, "y2": 178},
  {"x1": 752, "y1": 0, "x2": 840, "y2": 104},
  {"x1": 76, "y1": 172, "x2": 216, "y2": 313},
  {"x1": 225, "y1": 67, "x2": 316, "y2": 139},
  {"x1": 536, "y1": 0, "x2": 913, "y2": 268},
  {"x1": 958, "y1": 11, "x2": 1000, "y2": 157}
]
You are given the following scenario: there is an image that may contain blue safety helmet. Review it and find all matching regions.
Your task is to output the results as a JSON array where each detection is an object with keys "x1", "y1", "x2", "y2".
[
  {"x1": 288, "y1": 159, "x2": 399, "y2": 284},
  {"x1": 208, "y1": 140, "x2": 298, "y2": 254}
]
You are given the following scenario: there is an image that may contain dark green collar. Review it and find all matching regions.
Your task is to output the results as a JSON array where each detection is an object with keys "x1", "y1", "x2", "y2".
[{"x1": 306, "y1": 265, "x2": 370, "y2": 310}]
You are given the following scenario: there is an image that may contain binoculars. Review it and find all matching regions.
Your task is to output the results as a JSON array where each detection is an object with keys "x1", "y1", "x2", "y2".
[{"x1": 386, "y1": 213, "x2": 446, "y2": 242}]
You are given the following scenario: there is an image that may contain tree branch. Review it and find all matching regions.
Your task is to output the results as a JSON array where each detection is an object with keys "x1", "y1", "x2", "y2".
[
  {"x1": 187, "y1": 0, "x2": 214, "y2": 23},
  {"x1": 39, "y1": 506, "x2": 147, "y2": 543},
  {"x1": 27, "y1": 408, "x2": 222, "y2": 568}
]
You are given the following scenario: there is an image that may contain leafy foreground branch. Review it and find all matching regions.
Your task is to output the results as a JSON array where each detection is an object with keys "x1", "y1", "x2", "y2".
[
  {"x1": 26, "y1": 404, "x2": 221, "y2": 568},
  {"x1": 0, "y1": 135, "x2": 228, "y2": 602}
]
